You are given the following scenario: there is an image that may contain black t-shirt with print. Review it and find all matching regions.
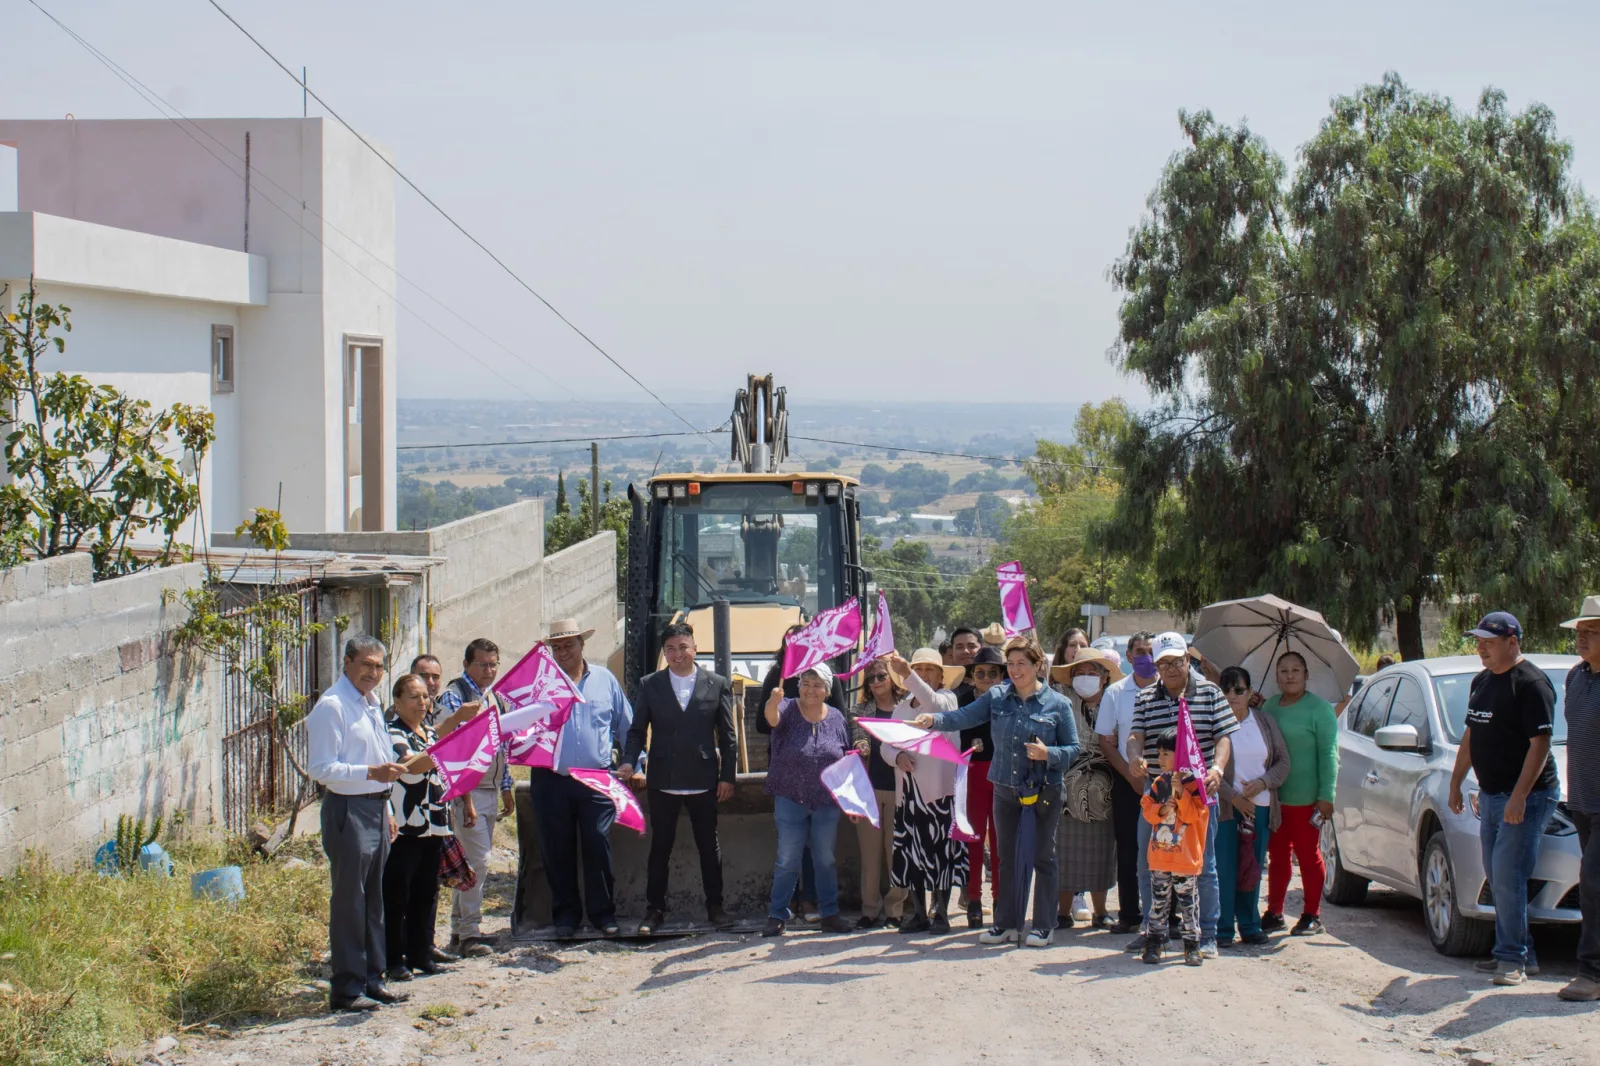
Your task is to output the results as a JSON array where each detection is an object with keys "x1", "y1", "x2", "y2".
[{"x1": 1466, "y1": 659, "x2": 1560, "y2": 795}]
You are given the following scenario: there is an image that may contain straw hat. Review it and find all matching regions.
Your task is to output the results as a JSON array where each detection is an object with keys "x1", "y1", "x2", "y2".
[
  {"x1": 909, "y1": 647, "x2": 967, "y2": 690},
  {"x1": 979, "y1": 623, "x2": 1008, "y2": 646},
  {"x1": 1050, "y1": 645, "x2": 1126, "y2": 684},
  {"x1": 1561, "y1": 595, "x2": 1600, "y2": 629},
  {"x1": 546, "y1": 618, "x2": 596, "y2": 641}
]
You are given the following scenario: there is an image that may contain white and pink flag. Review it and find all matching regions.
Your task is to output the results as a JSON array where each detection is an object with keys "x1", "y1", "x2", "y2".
[
  {"x1": 428, "y1": 706, "x2": 503, "y2": 803},
  {"x1": 951, "y1": 751, "x2": 981, "y2": 843},
  {"x1": 820, "y1": 752, "x2": 881, "y2": 828},
  {"x1": 494, "y1": 642, "x2": 585, "y2": 770},
  {"x1": 1177, "y1": 697, "x2": 1216, "y2": 807},
  {"x1": 840, "y1": 591, "x2": 895, "y2": 679},
  {"x1": 781, "y1": 597, "x2": 863, "y2": 679},
  {"x1": 569, "y1": 767, "x2": 647, "y2": 833},
  {"x1": 854, "y1": 717, "x2": 965, "y2": 765},
  {"x1": 995, "y1": 561, "x2": 1036, "y2": 637}
]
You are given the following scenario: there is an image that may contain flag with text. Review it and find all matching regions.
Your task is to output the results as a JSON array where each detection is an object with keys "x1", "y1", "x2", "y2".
[
  {"x1": 781, "y1": 597, "x2": 863, "y2": 679},
  {"x1": 995, "y1": 561, "x2": 1035, "y2": 637},
  {"x1": 427, "y1": 706, "x2": 503, "y2": 803}
]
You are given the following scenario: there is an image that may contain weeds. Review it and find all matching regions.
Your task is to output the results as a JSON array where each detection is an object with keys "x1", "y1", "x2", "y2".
[
  {"x1": 417, "y1": 1002, "x2": 461, "y2": 1021},
  {"x1": 0, "y1": 839, "x2": 327, "y2": 1066}
]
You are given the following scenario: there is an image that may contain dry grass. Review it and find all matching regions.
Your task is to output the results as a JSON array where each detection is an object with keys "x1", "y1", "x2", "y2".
[{"x1": 0, "y1": 838, "x2": 328, "y2": 1066}]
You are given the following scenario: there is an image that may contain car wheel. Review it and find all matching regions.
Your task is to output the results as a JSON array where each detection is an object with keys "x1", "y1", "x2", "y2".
[
  {"x1": 1421, "y1": 832, "x2": 1494, "y2": 957},
  {"x1": 1320, "y1": 816, "x2": 1369, "y2": 906}
]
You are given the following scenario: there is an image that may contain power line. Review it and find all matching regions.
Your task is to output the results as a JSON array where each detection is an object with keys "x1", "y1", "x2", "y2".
[
  {"x1": 792, "y1": 435, "x2": 1115, "y2": 471},
  {"x1": 399, "y1": 429, "x2": 720, "y2": 452},
  {"x1": 203, "y1": 0, "x2": 713, "y2": 444},
  {"x1": 24, "y1": 0, "x2": 556, "y2": 411}
]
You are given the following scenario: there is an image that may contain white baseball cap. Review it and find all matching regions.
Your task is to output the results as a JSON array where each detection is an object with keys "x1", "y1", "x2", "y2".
[
  {"x1": 800, "y1": 662, "x2": 834, "y2": 690},
  {"x1": 1151, "y1": 631, "x2": 1188, "y2": 663}
]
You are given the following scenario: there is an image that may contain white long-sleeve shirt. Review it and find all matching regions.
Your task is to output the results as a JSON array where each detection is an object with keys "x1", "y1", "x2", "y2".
[
  {"x1": 306, "y1": 673, "x2": 393, "y2": 795},
  {"x1": 880, "y1": 670, "x2": 960, "y2": 800}
]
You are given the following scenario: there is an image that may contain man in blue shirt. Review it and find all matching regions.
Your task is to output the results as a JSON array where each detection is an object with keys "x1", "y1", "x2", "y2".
[{"x1": 533, "y1": 618, "x2": 634, "y2": 938}]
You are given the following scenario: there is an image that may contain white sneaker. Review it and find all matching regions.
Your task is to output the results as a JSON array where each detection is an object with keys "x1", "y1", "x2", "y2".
[
  {"x1": 1025, "y1": 928, "x2": 1053, "y2": 948},
  {"x1": 978, "y1": 926, "x2": 1018, "y2": 945},
  {"x1": 1071, "y1": 894, "x2": 1092, "y2": 922}
]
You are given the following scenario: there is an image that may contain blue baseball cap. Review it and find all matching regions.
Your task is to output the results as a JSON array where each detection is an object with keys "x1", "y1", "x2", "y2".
[{"x1": 1465, "y1": 611, "x2": 1522, "y2": 640}]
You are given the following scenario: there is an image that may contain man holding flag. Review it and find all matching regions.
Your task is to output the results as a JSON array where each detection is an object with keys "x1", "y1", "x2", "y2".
[
  {"x1": 533, "y1": 619, "x2": 634, "y2": 938},
  {"x1": 1125, "y1": 632, "x2": 1236, "y2": 959}
]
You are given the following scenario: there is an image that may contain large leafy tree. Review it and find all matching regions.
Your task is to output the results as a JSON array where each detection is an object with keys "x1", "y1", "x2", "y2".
[{"x1": 1106, "y1": 74, "x2": 1599, "y2": 659}]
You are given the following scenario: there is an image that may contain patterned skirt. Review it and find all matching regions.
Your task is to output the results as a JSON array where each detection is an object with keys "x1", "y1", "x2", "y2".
[{"x1": 892, "y1": 775, "x2": 969, "y2": 892}]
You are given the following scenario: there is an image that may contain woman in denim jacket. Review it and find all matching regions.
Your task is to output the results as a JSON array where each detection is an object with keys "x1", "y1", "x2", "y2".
[{"x1": 915, "y1": 636, "x2": 1080, "y2": 947}]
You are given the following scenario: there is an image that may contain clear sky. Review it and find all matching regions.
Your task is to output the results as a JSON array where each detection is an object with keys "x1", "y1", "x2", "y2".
[{"x1": 3, "y1": 0, "x2": 1597, "y2": 408}]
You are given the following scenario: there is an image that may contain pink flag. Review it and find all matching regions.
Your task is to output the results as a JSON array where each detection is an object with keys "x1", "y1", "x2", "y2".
[
  {"x1": 493, "y1": 642, "x2": 585, "y2": 770},
  {"x1": 569, "y1": 767, "x2": 646, "y2": 833},
  {"x1": 951, "y1": 748, "x2": 981, "y2": 843},
  {"x1": 781, "y1": 597, "x2": 863, "y2": 679},
  {"x1": 820, "y1": 752, "x2": 881, "y2": 828},
  {"x1": 995, "y1": 561, "x2": 1035, "y2": 637},
  {"x1": 840, "y1": 591, "x2": 896, "y2": 679},
  {"x1": 1176, "y1": 696, "x2": 1214, "y2": 807},
  {"x1": 427, "y1": 706, "x2": 503, "y2": 803},
  {"x1": 854, "y1": 717, "x2": 965, "y2": 765}
]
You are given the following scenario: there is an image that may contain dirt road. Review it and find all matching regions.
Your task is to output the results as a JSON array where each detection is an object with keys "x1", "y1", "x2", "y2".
[{"x1": 172, "y1": 847, "x2": 1592, "y2": 1066}]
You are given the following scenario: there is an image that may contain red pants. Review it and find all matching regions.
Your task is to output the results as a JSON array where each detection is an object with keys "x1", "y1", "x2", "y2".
[
  {"x1": 966, "y1": 768, "x2": 1000, "y2": 898},
  {"x1": 1267, "y1": 803, "x2": 1325, "y2": 917}
]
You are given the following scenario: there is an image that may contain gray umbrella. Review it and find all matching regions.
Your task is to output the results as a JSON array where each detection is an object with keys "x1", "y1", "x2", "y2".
[{"x1": 1191, "y1": 594, "x2": 1360, "y2": 704}]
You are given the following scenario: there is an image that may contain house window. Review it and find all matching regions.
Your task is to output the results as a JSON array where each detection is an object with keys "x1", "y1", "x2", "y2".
[{"x1": 212, "y1": 325, "x2": 235, "y2": 393}]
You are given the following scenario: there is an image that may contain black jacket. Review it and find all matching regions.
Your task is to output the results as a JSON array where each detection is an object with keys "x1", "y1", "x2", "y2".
[{"x1": 623, "y1": 667, "x2": 737, "y2": 791}]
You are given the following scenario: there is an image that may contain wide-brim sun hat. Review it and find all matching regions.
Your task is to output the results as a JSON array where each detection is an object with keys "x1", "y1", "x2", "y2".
[
  {"x1": 546, "y1": 617, "x2": 596, "y2": 641},
  {"x1": 1561, "y1": 595, "x2": 1600, "y2": 629},
  {"x1": 910, "y1": 647, "x2": 967, "y2": 690},
  {"x1": 979, "y1": 623, "x2": 1007, "y2": 646},
  {"x1": 1049, "y1": 645, "x2": 1126, "y2": 685}
]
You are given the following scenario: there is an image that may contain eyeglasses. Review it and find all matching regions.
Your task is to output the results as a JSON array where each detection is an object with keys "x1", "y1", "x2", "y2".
[
  {"x1": 973, "y1": 668, "x2": 1004, "y2": 680},
  {"x1": 1225, "y1": 686, "x2": 1249, "y2": 696},
  {"x1": 866, "y1": 674, "x2": 889, "y2": 684}
]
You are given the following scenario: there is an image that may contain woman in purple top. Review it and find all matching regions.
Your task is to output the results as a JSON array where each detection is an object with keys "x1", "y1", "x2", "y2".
[{"x1": 761, "y1": 663, "x2": 854, "y2": 937}]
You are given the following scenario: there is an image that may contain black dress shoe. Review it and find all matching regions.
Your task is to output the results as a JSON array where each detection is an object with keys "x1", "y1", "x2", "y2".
[
  {"x1": 897, "y1": 913, "x2": 931, "y2": 935},
  {"x1": 818, "y1": 914, "x2": 854, "y2": 934},
  {"x1": 929, "y1": 913, "x2": 951, "y2": 935},
  {"x1": 431, "y1": 945, "x2": 460, "y2": 964},
  {"x1": 412, "y1": 961, "x2": 451, "y2": 976},
  {"x1": 384, "y1": 966, "x2": 414, "y2": 982},
  {"x1": 760, "y1": 918, "x2": 786, "y2": 937},
  {"x1": 856, "y1": 914, "x2": 883, "y2": 930},
  {"x1": 706, "y1": 905, "x2": 735, "y2": 928},
  {"x1": 1110, "y1": 916, "x2": 1141, "y2": 934},
  {"x1": 365, "y1": 986, "x2": 410, "y2": 1005},
  {"x1": 638, "y1": 908, "x2": 664, "y2": 936},
  {"x1": 330, "y1": 994, "x2": 381, "y2": 1013},
  {"x1": 601, "y1": 921, "x2": 621, "y2": 937}
]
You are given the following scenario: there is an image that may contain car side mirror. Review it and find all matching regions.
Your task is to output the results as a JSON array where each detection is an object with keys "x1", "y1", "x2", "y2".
[{"x1": 1374, "y1": 723, "x2": 1424, "y2": 752}]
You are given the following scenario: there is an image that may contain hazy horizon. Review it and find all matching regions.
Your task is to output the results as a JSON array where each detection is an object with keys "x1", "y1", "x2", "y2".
[{"x1": 6, "y1": 1, "x2": 1598, "y2": 406}]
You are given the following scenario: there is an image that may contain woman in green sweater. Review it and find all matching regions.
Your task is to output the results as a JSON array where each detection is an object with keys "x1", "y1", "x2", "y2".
[{"x1": 1261, "y1": 651, "x2": 1339, "y2": 936}]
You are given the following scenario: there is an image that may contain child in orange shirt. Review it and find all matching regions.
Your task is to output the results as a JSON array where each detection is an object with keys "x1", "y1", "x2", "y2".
[{"x1": 1141, "y1": 728, "x2": 1209, "y2": 966}]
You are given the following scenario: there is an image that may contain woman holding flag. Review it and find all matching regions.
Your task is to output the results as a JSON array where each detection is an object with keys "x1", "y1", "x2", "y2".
[
  {"x1": 914, "y1": 636, "x2": 1079, "y2": 948},
  {"x1": 383, "y1": 674, "x2": 456, "y2": 981},
  {"x1": 881, "y1": 650, "x2": 968, "y2": 935}
]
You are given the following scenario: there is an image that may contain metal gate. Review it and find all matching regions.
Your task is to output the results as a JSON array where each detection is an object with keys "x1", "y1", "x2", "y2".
[{"x1": 219, "y1": 584, "x2": 320, "y2": 835}]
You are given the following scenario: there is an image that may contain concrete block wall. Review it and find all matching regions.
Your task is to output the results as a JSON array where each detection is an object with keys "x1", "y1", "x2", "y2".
[
  {"x1": 541, "y1": 533, "x2": 619, "y2": 663},
  {"x1": 0, "y1": 555, "x2": 219, "y2": 870},
  {"x1": 425, "y1": 501, "x2": 545, "y2": 659}
]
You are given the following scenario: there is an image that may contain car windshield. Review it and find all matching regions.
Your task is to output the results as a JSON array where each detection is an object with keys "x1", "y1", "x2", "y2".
[{"x1": 1432, "y1": 668, "x2": 1570, "y2": 744}]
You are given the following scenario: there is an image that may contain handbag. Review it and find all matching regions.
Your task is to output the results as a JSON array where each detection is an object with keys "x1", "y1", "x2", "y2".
[
  {"x1": 1236, "y1": 816, "x2": 1262, "y2": 893},
  {"x1": 438, "y1": 834, "x2": 477, "y2": 891}
]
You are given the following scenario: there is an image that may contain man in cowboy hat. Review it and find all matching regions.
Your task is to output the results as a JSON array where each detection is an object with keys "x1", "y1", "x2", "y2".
[
  {"x1": 532, "y1": 618, "x2": 634, "y2": 938},
  {"x1": 1558, "y1": 596, "x2": 1600, "y2": 1001}
]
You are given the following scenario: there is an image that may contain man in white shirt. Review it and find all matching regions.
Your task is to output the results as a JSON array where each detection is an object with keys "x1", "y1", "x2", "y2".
[
  {"x1": 619, "y1": 622, "x2": 736, "y2": 934},
  {"x1": 1095, "y1": 631, "x2": 1158, "y2": 933},
  {"x1": 307, "y1": 635, "x2": 409, "y2": 1012}
]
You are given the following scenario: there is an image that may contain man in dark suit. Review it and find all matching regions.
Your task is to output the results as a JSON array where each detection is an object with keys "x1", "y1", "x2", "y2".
[{"x1": 619, "y1": 622, "x2": 737, "y2": 933}]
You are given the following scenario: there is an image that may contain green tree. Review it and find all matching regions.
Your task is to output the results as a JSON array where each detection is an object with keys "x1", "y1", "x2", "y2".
[
  {"x1": 863, "y1": 535, "x2": 953, "y2": 649},
  {"x1": 554, "y1": 471, "x2": 569, "y2": 516},
  {"x1": 545, "y1": 477, "x2": 629, "y2": 596},
  {"x1": 1104, "y1": 74, "x2": 1598, "y2": 659},
  {"x1": 0, "y1": 284, "x2": 214, "y2": 577}
]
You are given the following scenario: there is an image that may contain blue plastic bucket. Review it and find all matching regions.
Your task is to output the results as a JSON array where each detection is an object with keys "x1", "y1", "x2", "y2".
[
  {"x1": 191, "y1": 866, "x2": 246, "y2": 904},
  {"x1": 139, "y1": 843, "x2": 173, "y2": 876}
]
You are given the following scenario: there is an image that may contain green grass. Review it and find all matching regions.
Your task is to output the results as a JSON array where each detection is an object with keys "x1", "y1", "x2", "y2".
[
  {"x1": 417, "y1": 1002, "x2": 460, "y2": 1021},
  {"x1": 0, "y1": 838, "x2": 328, "y2": 1066}
]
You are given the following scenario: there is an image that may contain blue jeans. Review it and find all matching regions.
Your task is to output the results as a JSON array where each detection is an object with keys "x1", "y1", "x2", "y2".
[
  {"x1": 1139, "y1": 803, "x2": 1219, "y2": 940},
  {"x1": 770, "y1": 797, "x2": 841, "y2": 920},
  {"x1": 1479, "y1": 787, "x2": 1559, "y2": 966},
  {"x1": 1216, "y1": 806, "x2": 1272, "y2": 939}
]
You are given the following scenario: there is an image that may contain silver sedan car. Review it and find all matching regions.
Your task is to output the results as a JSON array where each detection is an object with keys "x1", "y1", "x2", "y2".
[{"x1": 1320, "y1": 654, "x2": 1583, "y2": 956}]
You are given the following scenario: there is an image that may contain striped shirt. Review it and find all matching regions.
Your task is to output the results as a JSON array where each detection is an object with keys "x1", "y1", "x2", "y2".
[
  {"x1": 1565, "y1": 660, "x2": 1600, "y2": 814},
  {"x1": 1130, "y1": 677, "x2": 1239, "y2": 769}
]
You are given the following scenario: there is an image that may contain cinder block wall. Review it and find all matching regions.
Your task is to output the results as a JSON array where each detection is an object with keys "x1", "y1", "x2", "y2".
[
  {"x1": 542, "y1": 533, "x2": 618, "y2": 662},
  {"x1": 426, "y1": 501, "x2": 545, "y2": 660},
  {"x1": 0, "y1": 555, "x2": 219, "y2": 870}
]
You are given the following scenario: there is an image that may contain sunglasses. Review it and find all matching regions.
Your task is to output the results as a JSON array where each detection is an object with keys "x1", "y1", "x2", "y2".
[
  {"x1": 973, "y1": 667, "x2": 1005, "y2": 679},
  {"x1": 1225, "y1": 686, "x2": 1249, "y2": 696},
  {"x1": 866, "y1": 673, "x2": 889, "y2": 684}
]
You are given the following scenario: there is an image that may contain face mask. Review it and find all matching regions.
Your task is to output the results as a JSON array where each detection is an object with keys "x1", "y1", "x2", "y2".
[
  {"x1": 1130, "y1": 654, "x2": 1156, "y2": 677},
  {"x1": 1071, "y1": 675, "x2": 1102, "y2": 698}
]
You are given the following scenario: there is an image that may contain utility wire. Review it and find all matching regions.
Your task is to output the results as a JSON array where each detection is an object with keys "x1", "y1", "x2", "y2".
[
  {"x1": 24, "y1": 0, "x2": 554, "y2": 410},
  {"x1": 202, "y1": 0, "x2": 714, "y2": 444},
  {"x1": 399, "y1": 429, "x2": 722, "y2": 452}
]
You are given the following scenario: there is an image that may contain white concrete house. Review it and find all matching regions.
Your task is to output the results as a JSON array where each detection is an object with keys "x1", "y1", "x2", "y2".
[{"x1": 0, "y1": 118, "x2": 398, "y2": 534}]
